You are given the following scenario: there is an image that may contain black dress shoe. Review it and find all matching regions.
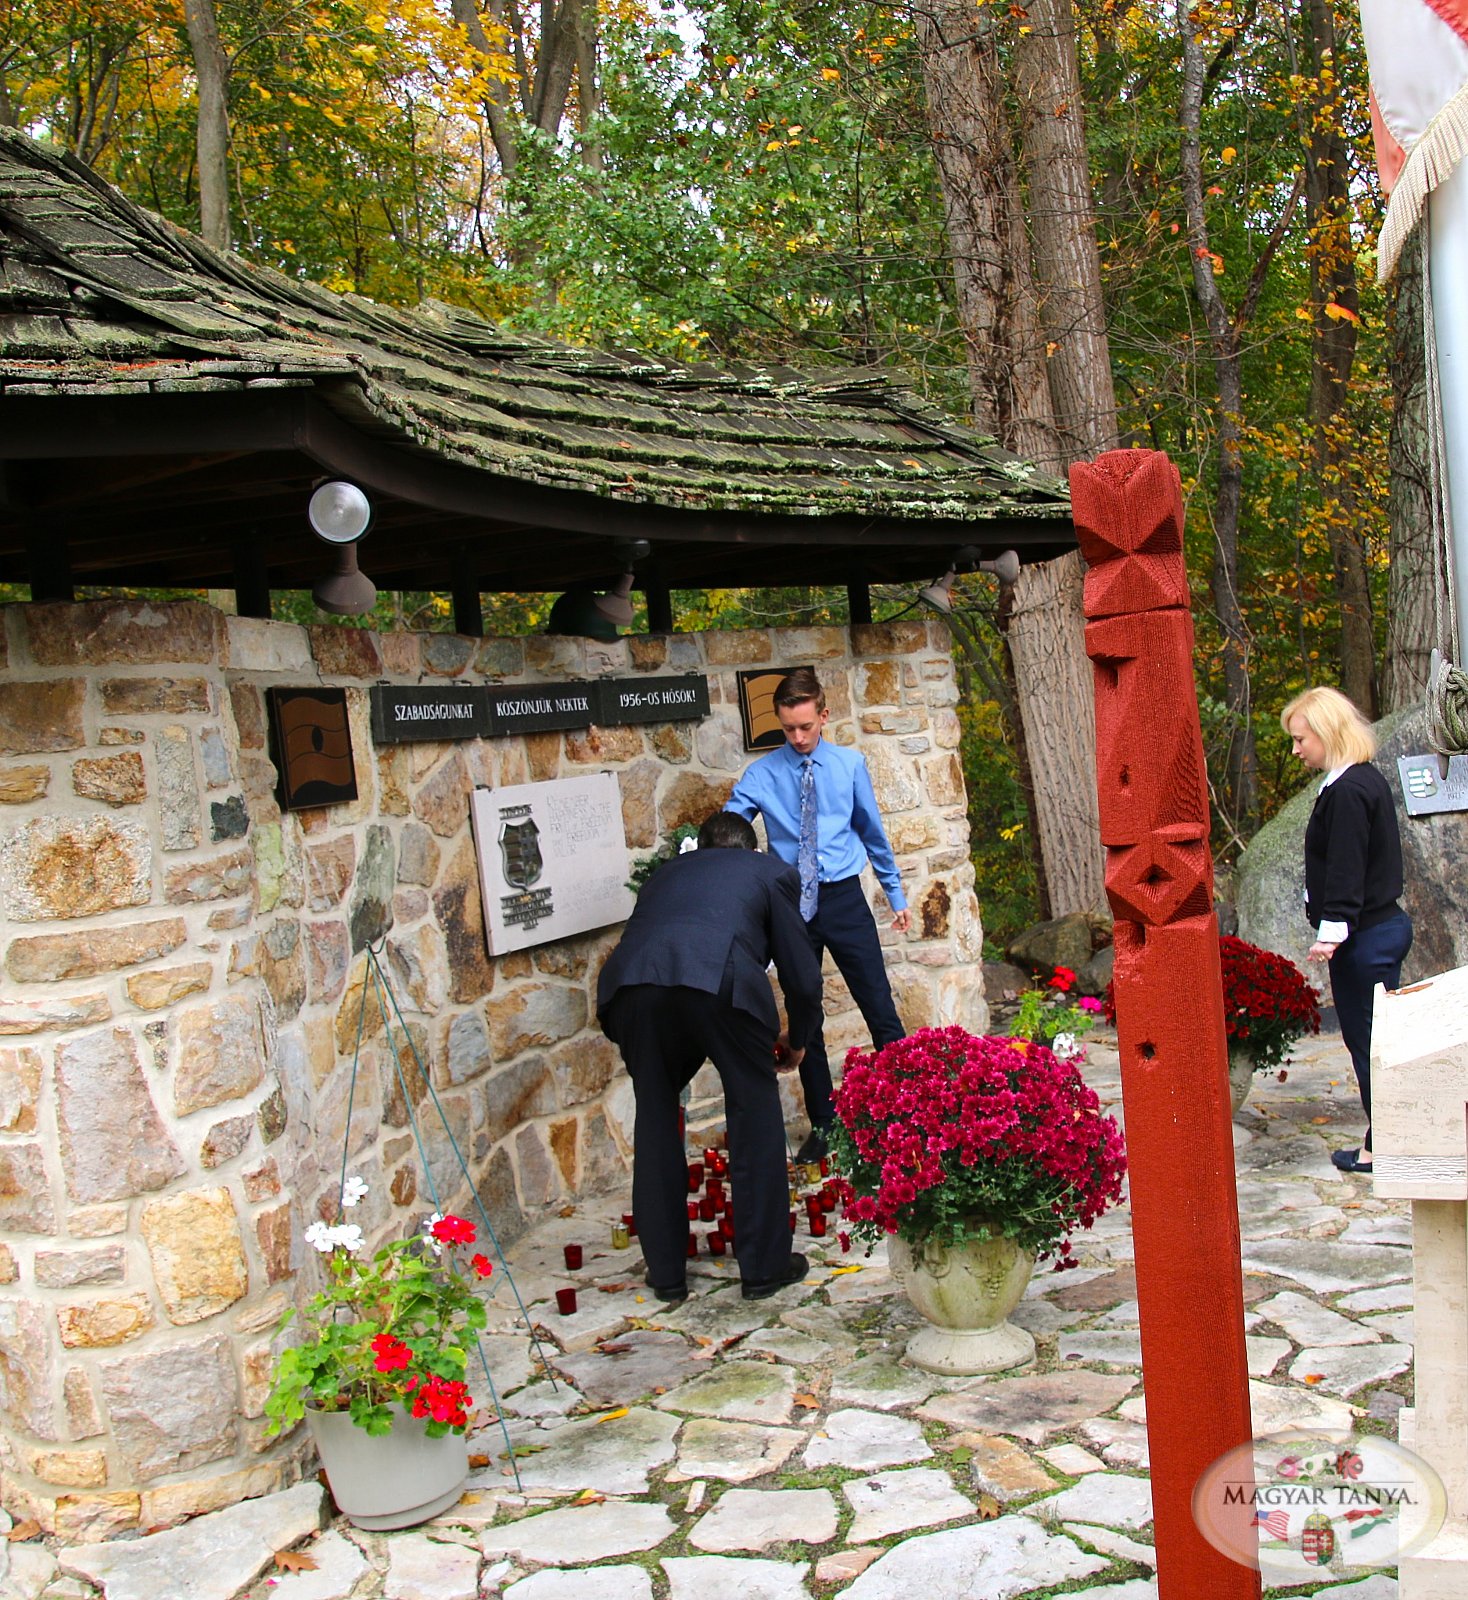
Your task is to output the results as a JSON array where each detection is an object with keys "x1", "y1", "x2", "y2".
[
  {"x1": 647, "y1": 1278, "x2": 688, "y2": 1304},
  {"x1": 1331, "y1": 1147, "x2": 1373, "y2": 1174},
  {"x1": 794, "y1": 1123, "x2": 832, "y2": 1163},
  {"x1": 741, "y1": 1252, "x2": 809, "y2": 1301}
]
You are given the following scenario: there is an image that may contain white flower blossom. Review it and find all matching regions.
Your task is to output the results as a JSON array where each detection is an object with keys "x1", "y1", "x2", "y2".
[
  {"x1": 340, "y1": 1175, "x2": 368, "y2": 1208},
  {"x1": 1051, "y1": 1032, "x2": 1082, "y2": 1061},
  {"x1": 304, "y1": 1220, "x2": 335, "y2": 1254},
  {"x1": 422, "y1": 1212, "x2": 445, "y2": 1258},
  {"x1": 304, "y1": 1220, "x2": 364, "y2": 1255},
  {"x1": 679, "y1": 836, "x2": 698, "y2": 853}
]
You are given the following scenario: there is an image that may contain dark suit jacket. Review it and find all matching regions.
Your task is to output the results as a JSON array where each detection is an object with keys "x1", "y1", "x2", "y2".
[
  {"x1": 597, "y1": 847, "x2": 823, "y2": 1048},
  {"x1": 1304, "y1": 762, "x2": 1404, "y2": 934}
]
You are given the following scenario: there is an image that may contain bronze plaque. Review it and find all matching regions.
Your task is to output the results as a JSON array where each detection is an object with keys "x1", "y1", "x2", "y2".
[
  {"x1": 737, "y1": 666, "x2": 810, "y2": 751},
  {"x1": 267, "y1": 687, "x2": 358, "y2": 811}
]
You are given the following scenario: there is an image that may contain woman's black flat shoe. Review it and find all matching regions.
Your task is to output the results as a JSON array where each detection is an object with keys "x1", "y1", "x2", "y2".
[{"x1": 1331, "y1": 1147, "x2": 1373, "y2": 1174}]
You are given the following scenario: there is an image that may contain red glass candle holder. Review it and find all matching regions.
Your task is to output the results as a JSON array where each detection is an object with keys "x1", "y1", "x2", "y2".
[
  {"x1": 821, "y1": 1191, "x2": 837, "y2": 1214},
  {"x1": 563, "y1": 1243, "x2": 583, "y2": 1271},
  {"x1": 840, "y1": 1233, "x2": 851, "y2": 1253},
  {"x1": 820, "y1": 1157, "x2": 830, "y2": 1177},
  {"x1": 698, "y1": 1196, "x2": 716, "y2": 1222},
  {"x1": 687, "y1": 1200, "x2": 699, "y2": 1221},
  {"x1": 621, "y1": 1212, "x2": 638, "y2": 1237},
  {"x1": 555, "y1": 1287, "x2": 577, "y2": 1315},
  {"x1": 809, "y1": 1213, "x2": 828, "y2": 1237},
  {"x1": 789, "y1": 1211, "x2": 798, "y2": 1232},
  {"x1": 687, "y1": 1161, "x2": 704, "y2": 1190},
  {"x1": 708, "y1": 1232, "x2": 726, "y2": 1256},
  {"x1": 686, "y1": 1233, "x2": 699, "y2": 1258}
]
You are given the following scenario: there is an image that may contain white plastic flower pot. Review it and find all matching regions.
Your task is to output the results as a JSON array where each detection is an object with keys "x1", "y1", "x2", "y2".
[{"x1": 306, "y1": 1402, "x2": 469, "y2": 1530}]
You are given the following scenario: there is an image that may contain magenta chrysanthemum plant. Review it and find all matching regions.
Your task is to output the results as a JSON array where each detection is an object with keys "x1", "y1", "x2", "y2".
[{"x1": 829, "y1": 1026, "x2": 1127, "y2": 1268}]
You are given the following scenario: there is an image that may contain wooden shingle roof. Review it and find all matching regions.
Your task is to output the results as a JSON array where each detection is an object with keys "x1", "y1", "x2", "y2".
[{"x1": 0, "y1": 128, "x2": 1073, "y2": 600}]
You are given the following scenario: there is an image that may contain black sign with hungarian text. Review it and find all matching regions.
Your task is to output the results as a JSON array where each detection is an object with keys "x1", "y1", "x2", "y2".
[
  {"x1": 370, "y1": 685, "x2": 490, "y2": 744},
  {"x1": 367, "y1": 676, "x2": 711, "y2": 743}
]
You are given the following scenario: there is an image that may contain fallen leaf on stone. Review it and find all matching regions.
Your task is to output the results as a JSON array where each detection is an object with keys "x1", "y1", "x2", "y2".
[
  {"x1": 575, "y1": 1490, "x2": 605, "y2": 1504},
  {"x1": 6, "y1": 1521, "x2": 40, "y2": 1542},
  {"x1": 976, "y1": 1494, "x2": 1002, "y2": 1520},
  {"x1": 948, "y1": 1446, "x2": 973, "y2": 1465},
  {"x1": 1304, "y1": 1373, "x2": 1324, "y2": 1385},
  {"x1": 598, "y1": 1342, "x2": 632, "y2": 1354},
  {"x1": 599, "y1": 1282, "x2": 637, "y2": 1293},
  {"x1": 793, "y1": 1393, "x2": 820, "y2": 1409},
  {"x1": 469, "y1": 1454, "x2": 492, "y2": 1468},
  {"x1": 593, "y1": 1408, "x2": 629, "y2": 1424},
  {"x1": 1311, "y1": 1117, "x2": 1330, "y2": 1125},
  {"x1": 827, "y1": 1265, "x2": 863, "y2": 1276},
  {"x1": 1278, "y1": 1070, "x2": 1289, "y2": 1082},
  {"x1": 558, "y1": 1206, "x2": 576, "y2": 1218},
  {"x1": 274, "y1": 1551, "x2": 319, "y2": 1573}
]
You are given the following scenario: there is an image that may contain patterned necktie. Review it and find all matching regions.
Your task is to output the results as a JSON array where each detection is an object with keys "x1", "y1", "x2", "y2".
[{"x1": 798, "y1": 756, "x2": 819, "y2": 921}]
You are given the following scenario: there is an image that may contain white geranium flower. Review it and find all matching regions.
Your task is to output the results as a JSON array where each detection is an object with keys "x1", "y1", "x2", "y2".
[
  {"x1": 1051, "y1": 1032, "x2": 1081, "y2": 1060},
  {"x1": 330, "y1": 1224, "x2": 364, "y2": 1254},
  {"x1": 679, "y1": 836, "x2": 698, "y2": 853},
  {"x1": 304, "y1": 1220, "x2": 336, "y2": 1254},
  {"x1": 422, "y1": 1212, "x2": 445, "y2": 1258},
  {"x1": 340, "y1": 1175, "x2": 368, "y2": 1208}
]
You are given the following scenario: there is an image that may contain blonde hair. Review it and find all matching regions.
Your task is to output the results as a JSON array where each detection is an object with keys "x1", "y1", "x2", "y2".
[{"x1": 1280, "y1": 685, "x2": 1376, "y2": 766}]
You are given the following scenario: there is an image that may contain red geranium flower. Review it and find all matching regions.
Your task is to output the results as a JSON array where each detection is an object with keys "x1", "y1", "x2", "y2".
[
  {"x1": 470, "y1": 1254, "x2": 494, "y2": 1278},
  {"x1": 370, "y1": 1333, "x2": 413, "y2": 1373},
  {"x1": 430, "y1": 1214, "x2": 477, "y2": 1247}
]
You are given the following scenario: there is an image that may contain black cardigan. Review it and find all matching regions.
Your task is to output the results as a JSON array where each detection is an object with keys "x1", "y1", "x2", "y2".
[{"x1": 1303, "y1": 762, "x2": 1404, "y2": 935}]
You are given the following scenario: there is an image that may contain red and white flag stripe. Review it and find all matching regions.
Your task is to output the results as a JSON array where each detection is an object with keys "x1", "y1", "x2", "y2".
[{"x1": 1359, "y1": 0, "x2": 1468, "y2": 276}]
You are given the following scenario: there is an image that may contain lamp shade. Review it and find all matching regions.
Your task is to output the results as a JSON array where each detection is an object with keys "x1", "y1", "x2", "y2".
[
  {"x1": 917, "y1": 568, "x2": 956, "y2": 613},
  {"x1": 592, "y1": 572, "x2": 636, "y2": 628},
  {"x1": 313, "y1": 543, "x2": 377, "y2": 615}
]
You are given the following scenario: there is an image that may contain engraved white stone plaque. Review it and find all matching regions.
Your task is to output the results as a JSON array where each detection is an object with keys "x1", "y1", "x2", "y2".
[{"x1": 470, "y1": 775, "x2": 634, "y2": 955}]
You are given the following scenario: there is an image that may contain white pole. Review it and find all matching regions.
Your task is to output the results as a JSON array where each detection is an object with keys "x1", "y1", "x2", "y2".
[{"x1": 1428, "y1": 162, "x2": 1468, "y2": 664}]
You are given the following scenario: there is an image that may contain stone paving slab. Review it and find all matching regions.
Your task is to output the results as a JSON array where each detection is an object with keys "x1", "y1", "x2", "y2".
[
  {"x1": 688, "y1": 1487, "x2": 837, "y2": 1552},
  {"x1": 838, "y1": 1516, "x2": 1108, "y2": 1600},
  {"x1": 743, "y1": 1328, "x2": 834, "y2": 1364},
  {"x1": 918, "y1": 1370, "x2": 1138, "y2": 1444},
  {"x1": 1254, "y1": 1289, "x2": 1380, "y2": 1347},
  {"x1": 666, "y1": 1417, "x2": 804, "y2": 1483},
  {"x1": 265, "y1": 1531, "x2": 369, "y2": 1600},
  {"x1": 1288, "y1": 1341, "x2": 1413, "y2": 1396},
  {"x1": 504, "y1": 1565, "x2": 655, "y2": 1600},
  {"x1": 803, "y1": 1408, "x2": 932, "y2": 1470},
  {"x1": 829, "y1": 1355, "x2": 935, "y2": 1411},
  {"x1": 1028, "y1": 1472, "x2": 1154, "y2": 1531},
  {"x1": 662, "y1": 1554, "x2": 812, "y2": 1600},
  {"x1": 841, "y1": 1467, "x2": 974, "y2": 1543},
  {"x1": 60, "y1": 1483, "x2": 325, "y2": 1600},
  {"x1": 499, "y1": 1407, "x2": 680, "y2": 1495},
  {"x1": 1063, "y1": 1522, "x2": 1157, "y2": 1569},
  {"x1": 655, "y1": 1361, "x2": 800, "y2": 1425},
  {"x1": 383, "y1": 1532, "x2": 479, "y2": 1600},
  {"x1": 551, "y1": 1330, "x2": 704, "y2": 1406},
  {"x1": 480, "y1": 1501, "x2": 674, "y2": 1564},
  {"x1": 1239, "y1": 1238, "x2": 1411, "y2": 1295}
]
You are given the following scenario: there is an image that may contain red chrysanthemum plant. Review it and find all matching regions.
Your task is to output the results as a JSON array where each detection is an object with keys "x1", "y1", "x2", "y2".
[
  {"x1": 828, "y1": 1026, "x2": 1128, "y2": 1269},
  {"x1": 265, "y1": 1180, "x2": 493, "y2": 1439},
  {"x1": 1102, "y1": 934, "x2": 1321, "y2": 1077}
]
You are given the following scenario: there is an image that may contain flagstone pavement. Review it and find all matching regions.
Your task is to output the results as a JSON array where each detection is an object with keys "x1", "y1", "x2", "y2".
[{"x1": 3, "y1": 1033, "x2": 1412, "y2": 1600}]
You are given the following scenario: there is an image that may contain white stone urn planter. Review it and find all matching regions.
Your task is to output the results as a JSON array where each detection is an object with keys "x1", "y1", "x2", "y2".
[
  {"x1": 1227, "y1": 1044, "x2": 1255, "y2": 1116},
  {"x1": 307, "y1": 1403, "x2": 469, "y2": 1529},
  {"x1": 889, "y1": 1231, "x2": 1036, "y2": 1375}
]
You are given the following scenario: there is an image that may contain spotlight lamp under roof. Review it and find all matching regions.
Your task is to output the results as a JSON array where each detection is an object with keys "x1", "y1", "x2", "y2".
[
  {"x1": 918, "y1": 547, "x2": 1021, "y2": 612},
  {"x1": 307, "y1": 481, "x2": 376, "y2": 616},
  {"x1": 308, "y1": 481, "x2": 373, "y2": 545},
  {"x1": 591, "y1": 538, "x2": 654, "y2": 629}
]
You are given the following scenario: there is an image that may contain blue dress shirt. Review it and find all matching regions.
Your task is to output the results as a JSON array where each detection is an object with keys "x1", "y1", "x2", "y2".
[{"x1": 727, "y1": 738, "x2": 908, "y2": 911}]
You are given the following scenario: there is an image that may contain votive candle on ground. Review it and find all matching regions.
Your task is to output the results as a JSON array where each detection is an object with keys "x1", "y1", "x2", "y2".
[
  {"x1": 708, "y1": 1233, "x2": 726, "y2": 1256},
  {"x1": 686, "y1": 1234, "x2": 699, "y2": 1258},
  {"x1": 687, "y1": 1200, "x2": 699, "y2": 1221},
  {"x1": 698, "y1": 1197, "x2": 716, "y2": 1222},
  {"x1": 809, "y1": 1213, "x2": 828, "y2": 1237},
  {"x1": 555, "y1": 1287, "x2": 577, "y2": 1315},
  {"x1": 621, "y1": 1212, "x2": 638, "y2": 1237},
  {"x1": 687, "y1": 1161, "x2": 704, "y2": 1190},
  {"x1": 611, "y1": 1222, "x2": 630, "y2": 1249},
  {"x1": 562, "y1": 1243, "x2": 583, "y2": 1271}
]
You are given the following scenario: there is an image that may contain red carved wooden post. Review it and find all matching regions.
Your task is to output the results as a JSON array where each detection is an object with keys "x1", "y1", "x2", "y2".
[{"x1": 1071, "y1": 449, "x2": 1259, "y2": 1599}]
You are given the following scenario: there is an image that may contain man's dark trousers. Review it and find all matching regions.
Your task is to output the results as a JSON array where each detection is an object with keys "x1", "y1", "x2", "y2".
[
  {"x1": 604, "y1": 980, "x2": 789, "y2": 1289},
  {"x1": 798, "y1": 875, "x2": 904, "y2": 1125}
]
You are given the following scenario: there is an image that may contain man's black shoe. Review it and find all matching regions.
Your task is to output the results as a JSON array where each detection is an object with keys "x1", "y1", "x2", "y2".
[
  {"x1": 794, "y1": 1123, "x2": 831, "y2": 1163},
  {"x1": 648, "y1": 1280, "x2": 688, "y2": 1304},
  {"x1": 741, "y1": 1252, "x2": 809, "y2": 1301}
]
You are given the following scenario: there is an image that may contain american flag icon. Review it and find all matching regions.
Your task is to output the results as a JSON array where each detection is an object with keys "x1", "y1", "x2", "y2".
[{"x1": 1254, "y1": 1509, "x2": 1291, "y2": 1541}]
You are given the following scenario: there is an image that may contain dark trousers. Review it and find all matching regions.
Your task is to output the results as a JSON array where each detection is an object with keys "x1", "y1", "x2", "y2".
[
  {"x1": 1328, "y1": 910, "x2": 1412, "y2": 1149},
  {"x1": 603, "y1": 983, "x2": 790, "y2": 1288},
  {"x1": 798, "y1": 875, "x2": 905, "y2": 1125}
]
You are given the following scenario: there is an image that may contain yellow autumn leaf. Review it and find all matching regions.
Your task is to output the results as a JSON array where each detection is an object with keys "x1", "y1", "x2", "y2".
[
  {"x1": 1324, "y1": 302, "x2": 1361, "y2": 325},
  {"x1": 821, "y1": 67, "x2": 841, "y2": 80},
  {"x1": 1221, "y1": 145, "x2": 1237, "y2": 163},
  {"x1": 592, "y1": 1407, "x2": 629, "y2": 1424}
]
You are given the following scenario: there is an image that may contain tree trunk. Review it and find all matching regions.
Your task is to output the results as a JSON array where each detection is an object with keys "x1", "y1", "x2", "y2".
[
  {"x1": 1383, "y1": 223, "x2": 1448, "y2": 710},
  {"x1": 1007, "y1": 0, "x2": 1119, "y2": 916},
  {"x1": 1006, "y1": 552, "x2": 1102, "y2": 913},
  {"x1": 1302, "y1": 0, "x2": 1377, "y2": 715},
  {"x1": 913, "y1": 0, "x2": 1055, "y2": 462},
  {"x1": 182, "y1": 0, "x2": 231, "y2": 250},
  {"x1": 449, "y1": 0, "x2": 522, "y2": 175},
  {"x1": 1179, "y1": 0, "x2": 1258, "y2": 831}
]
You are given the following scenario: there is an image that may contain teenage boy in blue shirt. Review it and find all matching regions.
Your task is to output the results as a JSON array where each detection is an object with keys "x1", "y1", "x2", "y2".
[{"x1": 726, "y1": 667, "x2": 909, "y2": 1160}]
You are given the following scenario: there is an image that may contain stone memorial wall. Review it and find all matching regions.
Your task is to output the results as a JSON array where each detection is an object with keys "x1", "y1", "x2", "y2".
[{"x1": 0, "y1": 599, "x2": 985, "y2": 1536}]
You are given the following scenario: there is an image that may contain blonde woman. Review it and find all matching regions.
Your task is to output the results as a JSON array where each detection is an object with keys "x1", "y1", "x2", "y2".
[{"x1": 1281, "y1": 687, "x2": 1412, "y2": 1176}]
